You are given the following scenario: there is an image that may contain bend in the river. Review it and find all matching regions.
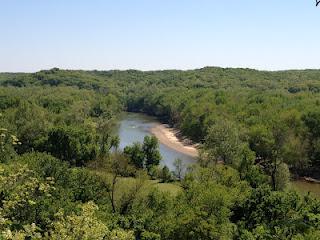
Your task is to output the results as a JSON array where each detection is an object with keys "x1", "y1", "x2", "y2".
[{"x1": 118, "y1": 112, "x2": 197, "y2": 171}]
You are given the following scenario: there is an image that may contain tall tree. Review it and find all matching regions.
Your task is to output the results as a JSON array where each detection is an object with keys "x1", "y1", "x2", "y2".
[
  {"x1": 203, "y1": 120, "x2": 240, "y2": 166},
  {"x1": 143, "y1": 136, "x2": 161, "y2": 170},
  {"x1": 124, "y1": 142, "x2": 145, "y2": 169},
  {"x1": 173, "y1": 158, "x2": 185, "y2": 181}
]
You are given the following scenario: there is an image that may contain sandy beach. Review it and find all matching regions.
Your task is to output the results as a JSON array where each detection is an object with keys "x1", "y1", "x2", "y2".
[{"x1": 150, "y1": 124, "x2": 199, "y2": 157}]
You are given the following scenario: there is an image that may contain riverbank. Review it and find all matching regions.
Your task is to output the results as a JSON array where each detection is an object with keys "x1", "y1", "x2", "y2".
[
  {"x1": 150, "y1": 124, "x2": 199, "y2": 157},
  {"x1": 118, "y1": 112, "x2": 196, "y2": 170},
  {"x1": 292, "y1": 180, "x2": 320, "y2": 198}
]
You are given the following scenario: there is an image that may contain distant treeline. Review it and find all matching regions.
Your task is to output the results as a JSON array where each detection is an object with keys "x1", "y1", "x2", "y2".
[{"x1": 2, "y1": 67, "x2": 320, "y2": 175}]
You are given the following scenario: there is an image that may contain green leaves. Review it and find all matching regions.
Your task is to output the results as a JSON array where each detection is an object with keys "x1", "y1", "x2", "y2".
[
  {"x1": 0, "y1": 164, "x2": 55, "y2": 228},
  {"x1": 124, "y1": 136, "x2": 161, "y2": 171},
  {"x1": 235, "y1": 184, "x2": 320, "y2": 238},
  {"x1": 49, "y1": 202, "x2": 109, "y2": 240},
  {"x1": 0, "y1": 128, "x2": 19, "y2": 163},
  {"x1": 45, "y1": 126, "x2": 98, "y2": 166},
  {"x1": 124, "y1": 142, "x2": 145, "y2": 169},
  {"x1": 202, "y1": 120, "x2": 241, "y2": 167},
  {"x1": 2, "y1": 67, "x2": 320, "y2": 239},
  {"x1": 143, "y1": 136, "x2": 161, "y2": 170}
]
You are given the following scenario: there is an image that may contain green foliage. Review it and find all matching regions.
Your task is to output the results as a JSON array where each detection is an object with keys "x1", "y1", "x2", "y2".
[
  {"x1": 49, "y1": 202, "x2": 109, "y2": 240},
  {"x1": 124, "y1": 136, "x2": 161, "y2": 171},
  {"x1": 1, "y1": 68, "x2": 320, "y2": 239},
  {"x1": 143, "y1": 136, "x2": 161, "y2": 170},
  {"x1": 15, "y1": 152, "x2": 111, "y2": 225},
  {"x1": 302, "y1": 111, "x2": 320, "y2": 167},
  {"x1": 159, "y1": 166, "x2": 172, "y2": 183},
  {"x1": 18, "y1": 152, "x2": 70, "y2": 186},
  {"x1": 173, "y1": 158, "x2": 185, "y2": 180},
  {"x1": 0, "y1": 164, "x2": 55, "y2": 229},
  {"x1": 141, "y1": 231, "x2": 161, "y2": 240},
  {"x1": 109, "y1": 228, "x2": 135, "y2": 240},
  {"x1": 237, "y1": 145, "x2": 255, "y2": 179},
  {"x1": 203, "y1": 120, "x2": 241, "y2": 166},
  {"x1": 12, "y1": 101, "x2": 48, "y2": 154},
  {"x1": 248, "y1": 124, "x2": 274, "y2": 160},
  {"x1": 148, "y1": 165, "x2": 161, "y2": 180},
  {"x1": 0, "y1": 86, "x2": 120, "y2": 163},
  {"x1": 0, "y1": 127, "x2": 19, "y2": 163},
  {"x1": 171, "y1": 166, "x2": 249, "y2": 240},
  {"x1": 124, "y1": 142, "x2": 145, "y2": 169},
  {"x1": 45, "y1": 126, "x2": 98, "y2": 166},
  {"x1": 275, "y1": 162, "x2": 290, "y2": 191},
  {"x1": 235, "y1": 185, "x2": 320, "y2": 239}
]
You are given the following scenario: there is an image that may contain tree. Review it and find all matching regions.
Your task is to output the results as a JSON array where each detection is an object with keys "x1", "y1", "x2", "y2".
[
  {"x1": 45, "y1": 126, "x2": 98, "y2": 166},
  {"x1": 124, "y1": 142, "x2": 145, "y2": 169},
  {"x1": 173, "y1": 166, "x2": 248, "y2": 240},
  {"x1": 249, "y1": 123, "x2": 291, "y2": 191},
  {"x1": 281, "y1": 134, "x2": 309, "y2": 175},
  {"x1": 143, "y1": 136, "x2": 161, "y2": 170},
  {"x1": 107, "y1": 152, "x2": 132, "y2": 213},
  {"x1": 141, "y1": 231, "x2": 161, "y2": 240},
  {"x1": 248, "y1": 124, "x2": 274, "y2": 161},
  {"x1": 274, "y1": 162, "x2": 290, "y2": 191},
  {"x1": 173, "y1": 158, "x2": 185, "y2": 181},
  {"x1": 237, "y1": 145, "x2": 256, "y2": 180},
  {"x1": 302, "y1": 111, "x2": 320, "y2": 167},
  {"x1": 235, "y1": 185, "x2": 317, "y2": 239},
  {"x1": 109, "y1": 229, "x2": 135, "y2": 240},
  {"x1": 118, "y1": 170, "x2": 148, "y2": 214},
  {"x1": 203, "y1": 120, "x2": 240, "y2": 166},
  {"x1": 17, "y1": 152, "x2": 70, "y2": 187},
  {"x1": 96, "y1": 118, "x2": 119, "y2": 157},
  {"x1": 49, "y1": 202, "x2": 134, "y2": 240},
  {"x1": 0, "y1": 127, "x2": 20, "y2": 163},
  {"x1": 148, "y1": 165, "x2": 161, "y2": 180},
  {"x1": 0, "y1": 164, "x2": 55, "y2": 229},
  {"x1": 13, "y1": 101, "x2": 48, "y2": 154},
  {"x1": 160, "y1": 166, "x2": 172, "y2": 183},
  {"x1": 49, "y1": 202, "x2": 109, "y2": 240},
  {"x1": 124, "y1": 136, "x2": 161, "y2": 171}
]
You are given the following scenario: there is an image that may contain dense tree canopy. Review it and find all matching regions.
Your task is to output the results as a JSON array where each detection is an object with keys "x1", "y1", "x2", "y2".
[{"x1": 0, "y1": 67, "x2": 320, "y2": 239}]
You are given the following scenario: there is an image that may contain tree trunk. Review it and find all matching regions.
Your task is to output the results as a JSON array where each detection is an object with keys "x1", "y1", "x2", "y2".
[{"x1": 110, "y1": 174, "x2": 117, "y2": 213}]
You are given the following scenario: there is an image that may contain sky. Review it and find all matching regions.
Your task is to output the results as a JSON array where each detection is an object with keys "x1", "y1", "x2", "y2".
[{"x1": 0, "y1": 0, "x2": 319, "y2": 72}]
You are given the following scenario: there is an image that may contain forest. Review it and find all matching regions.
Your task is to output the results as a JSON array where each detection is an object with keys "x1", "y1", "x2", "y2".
[{"x1": 0, "y1": 67, "x2": 320, "y2": 239}]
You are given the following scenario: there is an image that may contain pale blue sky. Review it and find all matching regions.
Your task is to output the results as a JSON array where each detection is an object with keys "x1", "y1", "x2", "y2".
[{"x1": 0, "y1": 0, "x2": 319, "y2": 72}]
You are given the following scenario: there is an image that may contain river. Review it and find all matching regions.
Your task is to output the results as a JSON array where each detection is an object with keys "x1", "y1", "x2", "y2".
[
  {"x1": 291, "y1": 180, "x2": 320, "y2": 198},
  {"x1": 118, "y1": 112, "x2": 196, "y2": 171},
  {"x1": 118, "y1": 112, "x2": 320, "y2": 197}
]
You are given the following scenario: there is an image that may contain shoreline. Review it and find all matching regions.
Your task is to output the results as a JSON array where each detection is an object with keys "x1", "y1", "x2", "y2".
[{"x1": 150, "y1": 124, "x2": 199, "y2": 157}]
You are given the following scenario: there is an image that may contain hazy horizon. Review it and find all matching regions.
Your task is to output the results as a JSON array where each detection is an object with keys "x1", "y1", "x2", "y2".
[{"x1": 3, "y1": 65, "x2": 320, "y2": 74}]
